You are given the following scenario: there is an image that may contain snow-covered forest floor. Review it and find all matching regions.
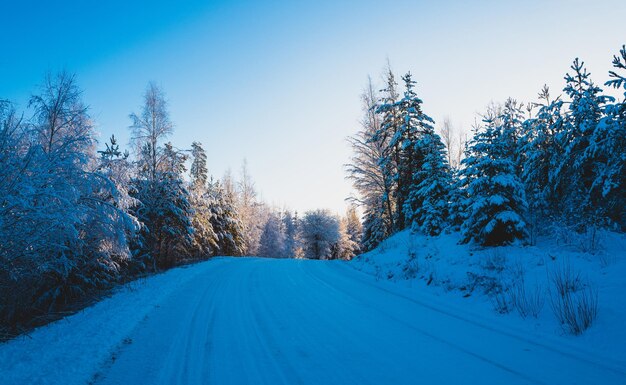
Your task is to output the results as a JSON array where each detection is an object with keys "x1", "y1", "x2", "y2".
[{"x1": 351, "y1": 228, "x2": 626, "y2": 367}]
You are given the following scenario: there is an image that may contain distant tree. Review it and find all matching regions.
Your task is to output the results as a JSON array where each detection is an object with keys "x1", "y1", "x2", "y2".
[
  {"x1": 331, "y1": 216, "x2": 359, "y2": 260},
  {"x1": 439, "y1": 117, "x2": 458, "y2": 169},
  {"x1": 282, "y1": 210, "x2": 303, "y2": 258},
  {"x1": 301, "y1": 210, "x2": 340, "y2": 260},
  {"x1": 344, "y1": 206, "x2": 363, "y2": 254},
  {"x1": 236, "y1": 160, "x2": 267, "y2": 255},
  {"x1": 207, "y1": 178, "x2": 245, "y2": 256},
  {"x1": 129, "y1": 82, "x2": 173, "y2": 183},
  {"x1": 190, "y1": 141, "x2": 208, "y2": 190},
  {"x1": 258, "y1": 211, "x2": 286, "y2": 258}
]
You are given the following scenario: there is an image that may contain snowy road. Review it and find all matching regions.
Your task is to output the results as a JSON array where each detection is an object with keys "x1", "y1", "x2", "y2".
[
  {"x1": 89, "y1": 258, "x2": 623, "y2": 385},
  {"x1": 2, "y1": 257, "x2": 625, "y2": 385}
]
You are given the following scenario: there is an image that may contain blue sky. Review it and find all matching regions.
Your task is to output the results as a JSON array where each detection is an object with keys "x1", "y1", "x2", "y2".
[{"x1": 1, "y1": 0, "x2": 625, "y2": 213}]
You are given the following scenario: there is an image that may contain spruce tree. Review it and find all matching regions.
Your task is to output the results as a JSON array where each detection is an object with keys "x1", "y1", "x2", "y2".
[
  {"x1": 407, "y1": 130, "x2": 451, "y2": 236},
  {"x1": 460, "y1": 101, "x2": 528, "y2": 245},
  {"x1": 555, "y1": 59, "x2": 610, "y2": 227},
  {"x1": 595, "y1": 45, "x2": 626, "y2": 229},
  {"x1": 188, "y1": 142, "x2": 218, "y2": 259},
  {"x1": 207, "y1": 178, "x2": 245, "y2": 256},
  {"x1": 374, "y1": 69, "x2": 402, "y2": 230},
  {"x1": 376, "y1": 72, "x2": 435, "y2": 231}
]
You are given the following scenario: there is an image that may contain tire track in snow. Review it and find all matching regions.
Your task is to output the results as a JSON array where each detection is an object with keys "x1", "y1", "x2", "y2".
[
  {"x1": 307, "y1": 261, "x2": 626, "y2": 384},
  {"x1": 299, "y1": 262, "x2": 547, "y2": 385},
  {"x1": 92, "y1": 258, "x2": 625, "y2": 385}
]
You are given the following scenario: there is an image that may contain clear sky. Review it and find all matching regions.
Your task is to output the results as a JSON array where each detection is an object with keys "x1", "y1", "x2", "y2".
[{"x1": 1, "y1": 0, "x2": 625, "y2": 214}]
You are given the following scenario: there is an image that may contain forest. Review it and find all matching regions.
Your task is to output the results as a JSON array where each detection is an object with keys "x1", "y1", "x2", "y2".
[
  {"x1": 0, "y1": 77, "x2": 360, "y2": 338},
  {"x1": 348, "y1": 46, "x2": 625, "y2": 251},
  {"x1": 1, "y1": 43, "x2": 624, "y2": 340}
]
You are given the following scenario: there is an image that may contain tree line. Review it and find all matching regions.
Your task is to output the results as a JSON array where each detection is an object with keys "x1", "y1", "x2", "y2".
[
  {"x1": 348, "y1": 45, "x2": 625, "y2": 250},
  {"x1": 0, "y1": 75, "x2": 360, "y2": 337}
]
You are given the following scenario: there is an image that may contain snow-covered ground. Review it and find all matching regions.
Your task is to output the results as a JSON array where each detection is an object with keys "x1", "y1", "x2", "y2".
[
  {"x1": 1, "y1": 250, "x2": 625, "y2": 384},
  {"x1": 351, "y1": 229, "x2": 626, "y2": 370}
]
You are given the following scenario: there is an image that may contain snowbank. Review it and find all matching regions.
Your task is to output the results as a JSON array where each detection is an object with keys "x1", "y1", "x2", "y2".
[
  {"x1": 350, "y1": 229, "x2": 626, "y2": 367},
  {"x1": 0, "y1": 258, "x2": 229, "y2": 385}
]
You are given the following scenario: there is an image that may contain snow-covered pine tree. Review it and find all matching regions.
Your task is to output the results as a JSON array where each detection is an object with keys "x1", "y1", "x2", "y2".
[
  {"x1": 188, "y1": 142, "x2": 218, "y2": 259},
  {"x1": 460, "y1": 100, "x2": 528, "y2": 246},
  {"x1": 518, "y1": 86, "x2": 566, "y2": 242},
  {"x1": 373, "y1": 68, "x2": 402, "y2": 231},
  {"x1": 380, "y1": 72, "x2": 436, "y2": 232},
  {"x1": 190, "y1": 141, "x2": 208, "y2": 190},
  {"x1": 406, "y1": 128, "x2": 452, "y2": 236},
  {"x1": 446, "y1": 167, "x2": 466, "y2": 232},
  {"x1": 361, "y1": 207, "x2": 389, "y2": 252},
  {"x1": 207, "y1": 178, "x2": 245, "y2": 256},
  {"x1": 555, "y1": 59, "x2": 611, "y2": 228},
  {"x1": 381, "y1": 72, "x2": 441, "y2": 234},
  {"x1": 587, "y1": 45, "x2": 626, "y2": 229}
]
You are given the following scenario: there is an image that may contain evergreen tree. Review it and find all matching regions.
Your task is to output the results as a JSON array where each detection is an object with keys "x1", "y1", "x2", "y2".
[
  {"x1": 190, "y1": 141, "x2": 208, "y2": 190},
  {"x1": 555, "y1": 59, "x2": 610, "y2": 227},
  {"x1": 207, "y1": 178, "x2": 245, "y2": 256},
  {"x1": 407, "y1": 130, "x2": 451, "y2": 236},
  {"x1": 377, "y1": 72, "x2": 435, "y2": 231},
  {"x1": 518, "y1": 86, "x2": 566, "y2": 242},
  {"x1": 595, "y1": 45, "x2": 626, "y2": 229},
  {"x1": 373, "y1": 68, "x2": 402, "y2": 231},
  {"x1": 361, "y1": 208, "x2": 389, "y2": 252},
  {"x1": 188, "y1": 142, "x2": 218, "y2": 259},
  {"x1": 460, "y1": 101, "x2": 528, "y2": 245}
]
